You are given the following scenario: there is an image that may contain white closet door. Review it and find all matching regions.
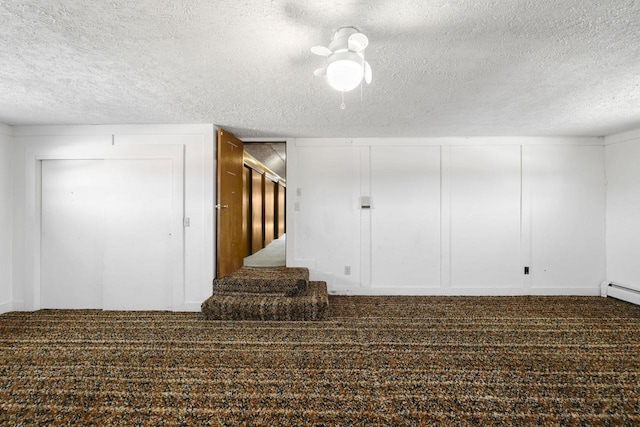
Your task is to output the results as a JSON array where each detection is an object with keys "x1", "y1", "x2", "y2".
[
  {"x1": 40, "y1": 146, "x2": 183, "y2": 311},
  {"x1": 102, "y1": 159, "x2": 175, "y2": 310},
  {"x1": 41, "y1": 160, "x2": 105, "y2": 309}
]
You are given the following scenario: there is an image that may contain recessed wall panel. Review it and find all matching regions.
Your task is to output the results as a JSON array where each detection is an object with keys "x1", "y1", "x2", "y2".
[
  {"x1": 606, "y1": 139, "x2": 640, "y2": 288},
  {"x1": 370, "y1": 146, "x2": 441, "y2": 288},
  {"x1": 294, "y1": 146, "x2": 361, "y2": 288},
  {"x1": 525, "y1": 145, "x2": 605, "y2": 288},
  {"x1": 450, "y1": 146, "x2": 521, "y2": 288}
]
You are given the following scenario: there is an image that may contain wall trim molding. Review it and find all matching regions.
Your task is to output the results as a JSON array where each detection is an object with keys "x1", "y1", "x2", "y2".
[
  {"x1": 604, "y1": 127, "x2": 640, "y2": 145},
  {"x1": 0, "y1": 301, "x2": 12, "y2": 314},
  {"x1": 12, "y1": 124, "x2": 213, "y2": 137},
  {"x1": 181, "y1": 302, "x2": 206, "y2": 312},
  {"x1": 295, "y1": 136, "x2": 604, "y2": 147},
  {"x1": 327, "y1": 287, "x2": 602, "y2": 296}
]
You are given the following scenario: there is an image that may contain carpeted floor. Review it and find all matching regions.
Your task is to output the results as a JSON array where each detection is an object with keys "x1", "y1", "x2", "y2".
[{"x1": 1, "y1": 296, "x2": 639, "y2": 425}]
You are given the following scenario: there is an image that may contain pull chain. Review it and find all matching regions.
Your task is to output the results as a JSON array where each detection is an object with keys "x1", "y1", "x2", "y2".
[{"x1": 340, "y1": 91, "x2": 346, "y2": 110}]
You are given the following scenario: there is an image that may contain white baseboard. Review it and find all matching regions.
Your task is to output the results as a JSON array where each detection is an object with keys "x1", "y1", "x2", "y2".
[
  {"x1": 177, "y1": 302, "x2": 204, "y2": 312},
  {"x1": 2, "y1": 300, "x2": 203, "y2": 313},
  {"x1": 0, "y1": 301, "x2": 12, "y2": 314},
  {"x1": 328, "y1": 287, "x2": 601, "y2": 296}
]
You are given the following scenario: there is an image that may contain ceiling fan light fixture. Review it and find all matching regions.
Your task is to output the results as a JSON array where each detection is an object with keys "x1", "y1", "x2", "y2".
[
  {"x1": 326, "y1": 52, "x2": 364, "y2": 92},
  {"x1": 311, "y1": 27, "x2": 372, "y2": 106}
]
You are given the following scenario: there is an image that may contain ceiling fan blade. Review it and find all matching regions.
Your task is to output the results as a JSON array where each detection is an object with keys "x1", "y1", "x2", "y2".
[
  {"x1": 313, "y1": 67, "x2": 327, "y2": 77},
  {"x1": 311, "y1": 45, "x2": 332, "y2": 56},
  {"x1": 364, "y1": 61, "x2": 372, "y2": 84},
  {"x1": 348, "y1": 33, "x2": 369, "y2": 52}
]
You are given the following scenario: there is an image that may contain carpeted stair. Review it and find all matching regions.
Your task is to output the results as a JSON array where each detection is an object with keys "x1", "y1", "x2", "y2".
[{"x1": 201, "y1": 267, "x2": 328, "y2": 320}]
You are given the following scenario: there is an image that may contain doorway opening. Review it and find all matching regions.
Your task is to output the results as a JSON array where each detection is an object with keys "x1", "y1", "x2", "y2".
[
  {"x1": 216, "y1": 129, "x2": 286, "y2": 277},
  {"x1": 243, "y1": 142, "x2": 287, "y2": 266}
]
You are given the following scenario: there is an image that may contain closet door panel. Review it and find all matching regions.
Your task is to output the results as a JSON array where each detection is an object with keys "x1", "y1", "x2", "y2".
[
  {"x1": 41, "y1": 160, "x2": 104, "y2": 309},
  {"x1": 102, "y1": 159, "x2": 175, "y2": 310}
]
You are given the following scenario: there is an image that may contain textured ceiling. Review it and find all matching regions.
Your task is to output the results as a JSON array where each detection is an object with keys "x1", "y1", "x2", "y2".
[
  {"x1": 244, "y1": 142, "x2": 286, "y2": 179},
  {"x1": 1, "y1": 0, "x2": 639, "y2": 138}
]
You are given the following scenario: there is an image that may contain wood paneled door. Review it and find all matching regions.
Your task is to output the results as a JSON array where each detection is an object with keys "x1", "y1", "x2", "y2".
[
  {"x1": 251, "y1": 169, "x2": 264, "y2": 254},
  {"x1": 263, "y1": 179, "x2": 276, "y2": 247},
  {"x1": 276, "y1": 183, "x2": 286, "y2": 237},
  {"x1": 216, "y1": 129, "x2": 245, "y2": 278}
]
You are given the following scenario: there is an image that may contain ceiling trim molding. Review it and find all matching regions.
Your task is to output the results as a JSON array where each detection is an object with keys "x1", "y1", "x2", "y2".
[
  {"x1": 0, "y1": 124, "x2": 12, "y2": 136},
  {"x1": 12, "y1": 124, "x2": 215, "y2": 137},
  {"x1": 242, "y1": 137, "x2": 287, "y2": 143},
  {"x1": 604, "y1": 127, "x2": 640, "y2": 145},
  {"x1": 294, "y1": 136, "x2": 604, "y2": 147}
]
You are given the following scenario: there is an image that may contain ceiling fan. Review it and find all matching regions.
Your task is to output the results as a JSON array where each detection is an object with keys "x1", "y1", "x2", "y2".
[{"x1": 311, "y1": 27, "x2": 372, "y2": 99}]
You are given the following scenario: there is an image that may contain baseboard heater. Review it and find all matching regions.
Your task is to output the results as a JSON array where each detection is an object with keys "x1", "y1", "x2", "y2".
[{"x1": 601, "y1": 281, "x2": 640, "y2": 306}]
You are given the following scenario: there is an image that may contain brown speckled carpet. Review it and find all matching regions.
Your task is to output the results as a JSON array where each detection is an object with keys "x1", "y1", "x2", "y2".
[{"x1": 1, "y1": 296, "x2": 640, "y2": 425}]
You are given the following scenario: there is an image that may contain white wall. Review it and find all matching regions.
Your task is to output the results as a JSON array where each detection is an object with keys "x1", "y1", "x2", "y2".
[
  {"x1": 605, "y1": 128, "x2": 640, "y2": 290},
  {"x1": 11, "y1": 125, "x2": 215, "y2": 311},
  {"x1": 288, "y1": 137, "x2": 606, "y2": 295},
  {"x1": 0, "y1": 124, "x2": 12, "y2": 313}
]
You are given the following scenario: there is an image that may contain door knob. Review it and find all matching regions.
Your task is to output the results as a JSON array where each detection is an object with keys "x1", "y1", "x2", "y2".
[{"x1": 215, "y1": 204, "x2": 229, "y2": 209}]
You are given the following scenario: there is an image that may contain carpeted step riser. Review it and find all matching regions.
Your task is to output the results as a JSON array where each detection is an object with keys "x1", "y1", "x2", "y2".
[
  {"x1": 202, "y1": 281, "x2": 329, "y2": 321},
  {"x1": 212, "y1": 267, "x2": 309, "y2": 297},
  {"x1": 204, "y1": 267, "x2": 330, "y2": 320}
]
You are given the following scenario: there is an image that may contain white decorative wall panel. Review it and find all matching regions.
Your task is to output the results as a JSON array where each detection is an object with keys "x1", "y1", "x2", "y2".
[
  {"x1": 524, "y1": 145, "x2": 605, "y2": 289},
  {"x1": 370, "y1": 146, "x2": 441, "y2": 288},
  {"x1": 605, "y1": 136, "x2": 640, "y2": 289},
  {"x1": 449, "y1": 146, "x2": 522, "y2": 288}
]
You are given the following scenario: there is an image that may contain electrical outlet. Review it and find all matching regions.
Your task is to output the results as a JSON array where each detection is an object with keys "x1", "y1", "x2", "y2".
[
  {"x1": 294, "y1": 201, "x2": 300, "y2": 211},
  {"x1": 524, "y1": 266, "x2": 530, "y2": 275},
  {"x1": 344, "y1": 266, "x2": 351, "y2": 275}
]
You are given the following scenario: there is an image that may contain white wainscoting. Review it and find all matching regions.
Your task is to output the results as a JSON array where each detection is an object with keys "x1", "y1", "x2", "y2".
[{"x1": 289, "y1": 137, "x2": 605, "y2": 295}]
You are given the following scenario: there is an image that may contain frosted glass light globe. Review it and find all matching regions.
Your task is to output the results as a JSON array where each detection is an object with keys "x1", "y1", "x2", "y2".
[{"x1": 326, "y1": 53, "x2": 364, "y2": 92}]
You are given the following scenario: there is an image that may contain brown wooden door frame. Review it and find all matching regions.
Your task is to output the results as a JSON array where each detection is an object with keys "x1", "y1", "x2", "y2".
[{"x1": 216, "y1": 129, "x2": 245, "y2": 278}]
